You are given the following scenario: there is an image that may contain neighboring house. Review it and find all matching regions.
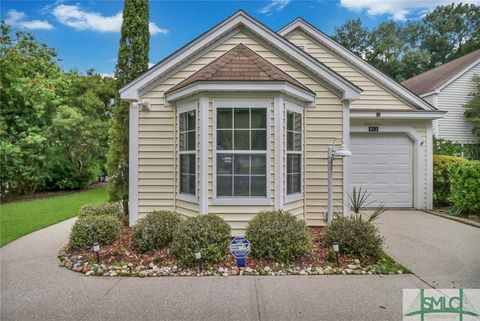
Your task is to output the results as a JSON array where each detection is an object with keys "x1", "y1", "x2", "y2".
[
  {"x1": 403, "y1": 49, "x2": 480, "y2": 145},
  {"x1": 120, "y1": 11, "x2": 444, "y2": 233}
]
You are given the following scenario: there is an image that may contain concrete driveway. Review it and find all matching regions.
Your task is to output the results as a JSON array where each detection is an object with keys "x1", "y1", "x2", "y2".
[
  {"x1": 1, "y1": 211, "x2": 476, "y2": 321},
  {"x1": 376, "y1": 210, "x2": 480, "y2": 289}
]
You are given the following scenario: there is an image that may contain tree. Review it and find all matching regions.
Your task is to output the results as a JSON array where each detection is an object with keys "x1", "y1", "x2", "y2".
[
  {"x1": 107, "y1": 0, "x2": 150, "y2": 212},
  {"x1": 464, "y1": 75, "x2": 480, "y2": 140},
  {"x1": 421, "y1": 3, "x2": 480, "y2": 67},
  {"x1": 333, "y1": 19, "x2": 369, "y2": 58}
]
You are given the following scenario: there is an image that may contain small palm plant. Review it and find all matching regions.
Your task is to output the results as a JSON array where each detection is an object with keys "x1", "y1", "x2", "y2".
[{"x1": 346, "y1": 187, "x2": 388, "y2": 222}]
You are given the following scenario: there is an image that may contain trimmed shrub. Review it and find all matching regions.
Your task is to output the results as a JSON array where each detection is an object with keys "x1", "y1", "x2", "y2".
[
  {"x1": 69, "y1": 215, "x2": 122, "y2": 250},
  {"x1": 325, "y1": 214, "x2": 383, "y2": 259},
  {"x1": 448, "y1": 161, "x2": 480, "y2": 215},
  {"x1": 132, "y1": 211, "x2": 181, "y2": 253},
  {"x1": 171, "y1": 214, "x2": 231, "y2": 267},
  {"x1": 79, "y1": 202, "x2": 124, "y2": 222},
  {"x1": 433, "y1": 155, "x2": 468, "y2": 206},
  {"x1": 245, "y1": 210, "x2": 312, "y2": 263}
]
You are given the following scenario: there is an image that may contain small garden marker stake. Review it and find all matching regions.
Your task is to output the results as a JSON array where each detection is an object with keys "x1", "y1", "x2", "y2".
[
  {"x1": 194, "y1": 248, "x2": 202, "y2": 271},
  {"x1": 332, "y1": 242, "x2": 340, "y2": 267},
  {"x1": 93, "y1": 242, "x2": 100, "y2": 264}
]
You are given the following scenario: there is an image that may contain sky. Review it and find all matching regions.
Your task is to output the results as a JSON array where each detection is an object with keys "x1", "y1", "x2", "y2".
[{"x1": 2, "y1": 0, "x2": 479, "y2": 76}]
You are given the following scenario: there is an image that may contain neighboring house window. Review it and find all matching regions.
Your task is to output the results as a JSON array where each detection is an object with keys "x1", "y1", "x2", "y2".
[
  {"x1": 286, "y1": 108, "x2": 302, "y2": 195},
  {"x1": 216, "y1": 107, "x2": 267, "y2": 197},
  {"x1": 179, "y1": 108, "x2": 196, "y2": 196}
]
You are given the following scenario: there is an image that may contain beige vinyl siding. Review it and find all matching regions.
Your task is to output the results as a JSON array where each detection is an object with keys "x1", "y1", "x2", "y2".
[
  {"x1": 435, "y1": 62, "x2": 479, "y2": 143},
  {"x1": 286, "y1": 30, "x2": 414, "y2": 111},
  {"x1": 137, "y1": 29, "x2": 345, "y2": 229},
  {"x1": 350, "y1": 119, "x2": 429, "y2": 207}
]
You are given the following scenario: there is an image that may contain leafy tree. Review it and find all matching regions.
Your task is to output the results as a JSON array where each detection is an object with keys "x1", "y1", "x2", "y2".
[
  {"x1": 421, "y1": 3, "x2": 480, "y2": 67},
  {"x1": 333, "y1": 18, "x2": 369, "y2": 57},
  {"x1": 464, "y1": 75, "x2": 480, "y2": 140},
  {"x1": 107, "y1": 0, "x2": 150, "y2": 212}
]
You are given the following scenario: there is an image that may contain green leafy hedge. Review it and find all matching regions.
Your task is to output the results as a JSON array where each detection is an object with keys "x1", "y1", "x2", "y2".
[
  {"x1": 69, "y1": 215, "x2": 122, "y2": 250},
  {"x1": 433, "y1": 155, "x2": 467, "y2": 206},
  {"x1": 245, "y1": 210, "x2": 312, "y2": 263},
  {"x1": 132, "y1": 211, "x2": 181, "y2": 253},
  {"x1": 448, "y1": 161, "x2": 480, "y2": 215},
  {"x1": 171, "y1": 214, "x2": 231, "y2": 267},
  {"x1": 78, "y1": 202, "x2": 124, "y2": 222},
  {"x1": 325, "y1": 214, "x2": 383, "y2": 259}
]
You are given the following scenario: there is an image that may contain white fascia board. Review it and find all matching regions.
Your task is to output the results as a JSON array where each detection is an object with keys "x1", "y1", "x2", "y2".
[
  {"x1": 350, "y1": 110, "x2": 446, "y2": 120},
  {"x1": 278, "y1": 19, "x2": 436, "y2": 111},
  {"x1": 120, "y1": 11, "x2": 360, "y2": 102},
  {"x1": 165, "y1": 82, "x2": 316, "y2": 105}
]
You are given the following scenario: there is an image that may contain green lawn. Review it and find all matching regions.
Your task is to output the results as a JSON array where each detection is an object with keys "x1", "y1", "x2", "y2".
[{"x1": 0, "y1": 187, "x2": 108, "y2": 247}]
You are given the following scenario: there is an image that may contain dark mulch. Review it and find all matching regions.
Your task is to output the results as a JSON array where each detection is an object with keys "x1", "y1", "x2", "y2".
[
  {"x1": 67, "y1": 226, "x2": 353, "y2": 269},
  {"x1": 1, "y1": 182, "x2": 107, "y2": 204}
]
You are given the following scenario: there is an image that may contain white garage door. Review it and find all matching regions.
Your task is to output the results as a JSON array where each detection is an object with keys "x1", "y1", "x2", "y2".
[{"x1": 350, "y1": 134, "x2": 413, "y2": 207}]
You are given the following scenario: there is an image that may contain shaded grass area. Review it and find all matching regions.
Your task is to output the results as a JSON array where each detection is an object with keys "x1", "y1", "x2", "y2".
[
  {"x1": 1, "y1": 187, "x2": 108, "y2": 247},
  {"x1": 373, "y1": 251, "x2": 411, "y2": 274}
]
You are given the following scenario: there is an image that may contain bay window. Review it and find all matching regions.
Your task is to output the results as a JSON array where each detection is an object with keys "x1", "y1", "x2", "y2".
[
  {"x1": 216, "y1": 105, "x2": 268, "y2": 199},
  {"x1": 179, "y1": 107, "x2": 196, "y2": 197},
  {"x1": 286, "y1": 108, "x2": 302, "y2": 196}
]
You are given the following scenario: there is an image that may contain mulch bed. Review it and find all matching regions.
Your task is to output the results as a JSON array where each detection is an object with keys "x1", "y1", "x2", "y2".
[{"x1": 64, "y1": 226, "x2": 354, "y2": 270}]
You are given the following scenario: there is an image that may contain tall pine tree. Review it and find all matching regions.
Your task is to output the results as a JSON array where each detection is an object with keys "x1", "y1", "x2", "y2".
[{"x1": 107, "y1": 0, "x2": 150, "y2": 214}]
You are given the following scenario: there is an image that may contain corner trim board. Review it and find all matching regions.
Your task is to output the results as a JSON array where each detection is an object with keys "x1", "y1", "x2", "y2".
[{"x1": 129, "y1": 102, "x2": 139, "y2": 226}]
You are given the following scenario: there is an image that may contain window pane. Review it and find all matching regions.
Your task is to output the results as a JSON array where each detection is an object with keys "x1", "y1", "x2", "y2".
[
  {"x1": 189, "y1": 175, "x2": 195, "y2": 195},
  {"x1": 217, "y1": 175, "x2": 232, "y2": 196},
  {"x1": 251, "y1": 155, "x2": 266, "y2": 174},
  {"x1": 287, "y1": 131, "x2": 294, "y2": 151},
  {"x1": 251, "y1": 130, "x2": 266, "y2": 150},
  {"x1": 251, "y1": 109, "x2": 266, "y2": 128},
  {"x1": 217, "y1": 130, "x2": 232, "y2": 150},
  {"x1": 180, "y1": 113, "x2": 186, "y2": 132},
  {"x1": 294, "y1": 132, "x2": 301, "y2": 151},
  {"x1": 217, "y1": 154, "x2": 233, "y2": 174},
  {"x1": 287, "y1": 154, "x2": 301, "y2": 174},
  {"x1": 287, "y1": 111, "x2": 294, "y2": 131},
  {"x1": 233, "y1": 176, "x2": 249, "y2": 196},
  {"x1": 287, "y1": 174, "x2": 301, "y2": 194},
  {"x1": 180, "y1": 154, "x2": 195, "y2": 175},
  {"x1": 180, "y1": 132, "x2": 186, "y2": 151},
  {"x1": 234, "y1": 130, "x2": 249, "y2": 150},
  {"x1": 180, "y1": 174, "x2": 189, "y2": 194},
  {"x1": 294, "y1": 113, "x2": 302, "y2": 133},
  {"x1": 217, "y1": 109, "x2": 232, "y2": 129},
  {"x1": 234, "y1": 109, "x2": 249, "y2": 129},
  {"x1": 234, "y1": 155, "x2": 250, "y2": 174},
  {"x1": 251, "y1": 176, "x2": 266, "y2": 196},
  {"x1": 187, "y1": 131, "x2": 196, "y2": 151},
  {"x1": 187, "y1": 110, "x2": 195, "y2": 131}
]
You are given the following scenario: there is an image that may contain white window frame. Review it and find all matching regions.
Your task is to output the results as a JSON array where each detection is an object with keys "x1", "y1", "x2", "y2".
[
  {"x1": 213, "y1": 99, "x2": 271, "y2": 206},
  {"x1": 285, "y1": 101, "x2": 304, "y2": 204},
  {"x1": 177, "y1": 101, "x2": 198, "y2": 203}
]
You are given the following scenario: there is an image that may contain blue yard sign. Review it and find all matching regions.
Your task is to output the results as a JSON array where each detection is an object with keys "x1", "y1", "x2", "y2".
[{"x1": 230, "y1": 236, "x2": 251, "y2": 268}]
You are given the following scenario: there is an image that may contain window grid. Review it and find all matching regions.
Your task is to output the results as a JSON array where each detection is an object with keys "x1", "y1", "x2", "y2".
[
  {"x1": 286, "y1": 110, "x2": 302, "y2": 195},
  {"x1": 179, "y1": 109, "x2": 196, "y2": 196}
]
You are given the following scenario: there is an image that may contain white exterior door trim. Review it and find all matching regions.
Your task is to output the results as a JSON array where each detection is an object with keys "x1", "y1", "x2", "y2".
[{"x1": 350, "y1": 126, "x2": 424, "y2": 209}]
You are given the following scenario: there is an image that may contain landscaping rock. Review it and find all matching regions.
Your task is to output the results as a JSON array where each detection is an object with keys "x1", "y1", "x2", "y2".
[
  {"x1": 354, "y1": 259, "x2": 360, "y2": 265},
  {"x1": 85, "y1": 271, "x2": 94, "y2": 276}
]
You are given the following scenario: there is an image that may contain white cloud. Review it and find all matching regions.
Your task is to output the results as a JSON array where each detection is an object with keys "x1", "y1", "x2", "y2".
[
  {"x1": 100, "y1": 73, "x2": 115, "y2": 78},
  {"x1": 4, "y1": 9, "x2": 54, "y2": 30},
  {"x1": 258, "y1": 0, "x2": 291, "y2": 15},
  {"x1": 340, "y1": 0, "x2": 480, "y2": 21},
  {"x1": 148, "y1": 62, "x2": 155, "y2": 68},
  {"x1": 52, "y1": 4, "x2": 168, "y2": 35}
]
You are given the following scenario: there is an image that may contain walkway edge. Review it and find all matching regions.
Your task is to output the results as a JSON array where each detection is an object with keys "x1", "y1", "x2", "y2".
[{"x1": 421, "y1": 210, "x2": 480, "y2": 228}]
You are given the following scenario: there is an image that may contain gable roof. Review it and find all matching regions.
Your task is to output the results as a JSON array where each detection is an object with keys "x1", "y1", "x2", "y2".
[
  {"x1": 402, "y1": 49, "x2": 480, "y2": 96},
  {"x1": 278, "y1": 18, "x2": 437, "y2": 111},
  {"x1": 119, "y1": 11, "x2": 361, "y2": 102},
  {"x1": 165, "y1": 43, "x2": 312, "y2": 94}
]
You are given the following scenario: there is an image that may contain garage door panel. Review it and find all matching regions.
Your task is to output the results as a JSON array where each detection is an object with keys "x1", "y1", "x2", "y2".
[{"x1": 350, "y1": 134, "x2": 413, "y2": 207}]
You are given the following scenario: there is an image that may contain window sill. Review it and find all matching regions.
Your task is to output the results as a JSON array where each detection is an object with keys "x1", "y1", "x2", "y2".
[
  {"x1": 213, "y1": 198, "x2": 271, "y2": 206},
  {"x1": 285, "y1": 193, "x2": 303, "y2": 204},
  {"x1": 177, "y1": 193, "x2": 198, "y2": 204}
]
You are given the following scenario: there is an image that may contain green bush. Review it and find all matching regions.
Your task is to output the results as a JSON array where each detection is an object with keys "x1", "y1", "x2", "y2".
[
  {"x1": 132, "y1": 211, "x2": 181, "y2": 253},
  {"x1": 69, "y1": 215, "x2": 122, "y2": 249},
  {"x1": 433, "y1": 155, "x2": 468, "y2": 206},
  {"x1": 78, "y1": 202, "x2": 125, "y2": 222},
  {"x1": 245, "y1": 210, "x2": 312, "y2": 263},
  {"x1": 325, "y1": 214, "x2": 383, "y2": 259},
  {"x1": 448, "y1": 161, "x2": 480, "y2": 215},
  {"x1": 171, "y1": 214, "x2": 231, "y2": 267}
]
